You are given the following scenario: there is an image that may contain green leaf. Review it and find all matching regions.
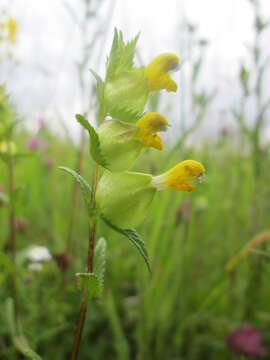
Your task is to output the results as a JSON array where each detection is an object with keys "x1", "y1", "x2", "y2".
[
  {"x1": 240, "y1": 65, "x2": 249, "y2": 96},
  {"x1": 94, "y1": 238, "x2": 107, "y2": 291},
  {"x1": 14, "y1": 338, "x2": 43, "y2": 360},
  {"x1": 106, "y1": 28, "x2": 140, "y2": 82},
  {"x1": 0, "y1": 192, "x2": 9, "y2": 204},
  {"x1": 58, "y1": 166, "x2": 91, "y2": 212},
  {"x1": 76, "y1": 272, "x2": 100, "y2": 299},
  {"x1": 75, "y1": 114, "x2": 107, "y2": 167},
  {"x1": 90, "y1": 69, "x2": 104, "y2": 104},
  {"x1": 0, "y1": 252, "x2": 15, "y2": 274},
  {"x1": 6, "y1": 298, "x2": 42, "y2": 360},
  {"x1": 101, "y1": 215, "x2": 151, "y2": 273},
  {"x1": 90, "y1": 69, "x2": 105, "y2": 122},
  {"x1": 192, "y1": 57, "x2": 202, "y2": 83}
]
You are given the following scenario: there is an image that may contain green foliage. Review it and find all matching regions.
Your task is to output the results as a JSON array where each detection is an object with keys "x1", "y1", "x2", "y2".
[
  {"x1": 76, "y1": 114, "x2": 107, "y2": 167},
  {"x1": 1, "y1": 129, "x2": 270, "y2": 359},
  {"x1": 101, "y1": 215, "x2": 151, "y2": 274},
  {"x1": 94, "y1": 237, "x2": 107, "y2": 291},
  {"x1": 58, "y1": 166, "x2": 91, "y2": 212},
  {"x1": 0, "y1": 191, "x2": 9, "y2": 204},
  {"x1": 6, "y1": 298, "x2": 42, "y2": 360},
  {"x1": 192, "y1": 57, "x2": 202, "y2": 83},
  {"x1": 106, "y1": 28, "x2": 139, "y2": 82},
  {"x1": 240, "y1": 65, "x2": 249, "y2": 96},
  {"x1": 103, "y1": 29, "x2": 150, "y2": 122},
  {"x1": 76, "y1": 272, "x2": 100, "y2": 299},
  {"x1": 90, "y1": 69, "x2": 105, "y2": 121}
]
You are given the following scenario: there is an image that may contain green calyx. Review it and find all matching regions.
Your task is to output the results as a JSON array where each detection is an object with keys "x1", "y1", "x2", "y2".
[
  {"x1": 96, "y1": 171, "x2": 156, "y2": 228},
  {"x1": 97, "y1": 119, "x2": 143, "y2": 172}
]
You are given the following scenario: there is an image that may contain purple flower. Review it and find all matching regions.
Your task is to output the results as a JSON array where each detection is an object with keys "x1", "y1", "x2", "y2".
[
  {"x1": 227, "y1": 325, "x2": 267, "y2": 357},
  {"x1": 26, "y1": 137, "x2": 40, "y2": 150}
]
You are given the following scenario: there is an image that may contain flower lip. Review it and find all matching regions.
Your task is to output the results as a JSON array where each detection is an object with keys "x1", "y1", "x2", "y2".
[
  {"x1": 135, "y1": 112, "x2": 169, "y2": 150},
  {"x1": 145, "y1": 53, "x2": 180, "y2": 92}
]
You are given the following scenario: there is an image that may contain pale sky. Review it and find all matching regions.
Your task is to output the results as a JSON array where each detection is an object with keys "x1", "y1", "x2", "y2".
[{"x1": 1, "y1": 0, "x2": 270, "y2": 140}]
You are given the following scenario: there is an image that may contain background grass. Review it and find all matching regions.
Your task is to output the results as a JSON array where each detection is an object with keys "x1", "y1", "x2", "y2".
[{"x1": 1, "y1": 123, "x2": 270, "y2": 359}]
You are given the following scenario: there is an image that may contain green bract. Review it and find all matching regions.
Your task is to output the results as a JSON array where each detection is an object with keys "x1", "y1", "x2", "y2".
[
  {"x1": 94, "y1": 29, "x2": 151, "y2": 122},
  {"x1": 96, "y1": 171, "x2": 156, "y2": 228},
  {"x1": 104, "y1": 67, "x2": 150, "y2": 122},
  {"x1": 98, "y1": 119, "x2": 143, "y2": 171}
]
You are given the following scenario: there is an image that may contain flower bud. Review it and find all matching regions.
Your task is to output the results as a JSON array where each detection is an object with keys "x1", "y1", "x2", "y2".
[
  {"x1": 96, "y1": 160, "x2": 205, "y2": 228},
  {"x1": 145, "y1": 53, "x2": 180, "y2": 92},
  {"x1": 98, "y1": 112, "x2": 168, "y2": 172}
]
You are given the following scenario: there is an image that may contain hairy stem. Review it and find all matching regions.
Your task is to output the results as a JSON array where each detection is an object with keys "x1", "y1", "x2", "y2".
[{"x1": 70, "y1": 164, "x2": 99, "y2": 360}]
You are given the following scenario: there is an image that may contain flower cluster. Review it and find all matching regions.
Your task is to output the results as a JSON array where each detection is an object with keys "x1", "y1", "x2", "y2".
[
  {"x1": 0, "y1": 16, "x2": 18, "y2": 44},
  {"x1": 87, "y1": 29, "x2": 206, "y2": 228},
  {"x1": 227, "y1": 325, "x2": 267, "y2": 358}
]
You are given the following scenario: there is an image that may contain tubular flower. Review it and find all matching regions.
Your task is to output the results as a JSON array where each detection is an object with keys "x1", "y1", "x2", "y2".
[
  {"x1": 2, "y1": 17, "x2": 18, "y2": 43},
  {"x1": 136, "y1": 112, "x2": 168, "y2": 150},
  {"x1": 96, "y1": 160, "x2": 205, "y2": 228},
  {"x1": 152, "y1": 160, "x2": 205, "y2": 192},
  {"x1": 98, "y1": 112, "x2": 169, "y2": 171},
  {"x1": 145, "y1": 53, "x2": 180, "y2": 92}
]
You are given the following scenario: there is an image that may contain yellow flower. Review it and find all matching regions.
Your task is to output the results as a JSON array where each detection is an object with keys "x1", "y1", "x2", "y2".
[
  {"x1": 97, "y1": 112, "x2": 169, "y2": 171},
  {"x1": 145, "y1": 53, "x2": 180, "y2": 92},
  {"x1": 152, "y1": 160, "x2": 205, "y2": 192},
  {"x1": 0, "y1": 141, "x2": 17, "y2": 155},
  {"x1": 3, "y1": 17, "x2": 18, "y2": 43},
  {"x1": 136, "y1": 112, "x2": 168, "y2": 150}
]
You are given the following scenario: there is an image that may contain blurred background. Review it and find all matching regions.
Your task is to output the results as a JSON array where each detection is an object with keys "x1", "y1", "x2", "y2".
[{"x1": 1, "y1": 0, "x2": 270, "y2": 359}]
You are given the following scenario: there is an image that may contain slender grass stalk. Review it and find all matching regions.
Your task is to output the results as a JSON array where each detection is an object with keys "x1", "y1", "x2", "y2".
[
  {"x1": 65, "y1": 0, "x2": 115, "y2": 257},
  {"x1": 7, "y1": 152, "x2": 18, "y2": 329},
  {"x1": 66, "y1": 130, "x2": 85, "y2": 255},
  {"x1": 70, "y1": 164, "x2": 99, "y2": 360}
]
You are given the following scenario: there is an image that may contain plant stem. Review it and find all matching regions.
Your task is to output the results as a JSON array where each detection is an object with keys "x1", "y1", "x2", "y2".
[
  {"x1": 7, "y1": 155, "x2": 18, "y2": 328},
  {"x1": 70, "y1": 164, "x2": 99, "y2": 360}
]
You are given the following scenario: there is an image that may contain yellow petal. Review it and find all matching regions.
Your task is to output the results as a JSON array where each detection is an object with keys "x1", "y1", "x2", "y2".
[
  {"x1": 173, "y1": 181, "x2": 195, "y2": 192},
  {"x1": 3, "y1": 17, "x2": 18, "y2": 43},
  {"x1": 152, "y1": 160, "x2": 205, "y2": 192},
  {"x1": 145, "y1": 53, "x2": 180, "y2": 92},
  {"x1": 136, "y1": 112, "x2": 168, "y2": 150}
]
